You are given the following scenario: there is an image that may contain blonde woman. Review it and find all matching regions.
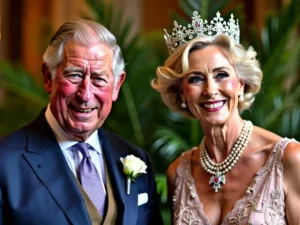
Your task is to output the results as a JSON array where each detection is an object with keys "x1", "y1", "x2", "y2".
[{"x1": 152, "y1": 11, "x2": 300, "y2": 225}]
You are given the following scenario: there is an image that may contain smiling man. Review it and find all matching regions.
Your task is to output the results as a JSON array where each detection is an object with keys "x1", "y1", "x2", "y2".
[{"x1": 0, "y1": 20, "x2": 163, "y2": 225}]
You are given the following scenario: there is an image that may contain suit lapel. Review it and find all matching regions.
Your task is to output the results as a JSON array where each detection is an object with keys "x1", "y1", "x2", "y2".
[
  {"x1": 99, "y1": 129, "x2": 138, "y2": 225},
  {"x1": 23, "y1": 112, "x2": 91, "y2": 225}
]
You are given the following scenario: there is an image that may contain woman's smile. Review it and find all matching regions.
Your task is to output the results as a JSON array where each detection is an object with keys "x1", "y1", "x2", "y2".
[
  {"x1": 200, "y1": 100, "x2": 226, "y2": 112},
  {"x1": 182, "y1": 45, "x2": 243, "y2": 125}
]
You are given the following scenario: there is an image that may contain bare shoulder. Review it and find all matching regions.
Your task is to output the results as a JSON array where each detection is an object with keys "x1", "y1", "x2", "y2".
[
  {"x1": 167, "y1": 157, "x2": 180, "y2": 187},
  {"x1": 166, "y1": 148, "x2": 197, "y2": 181},
  {"x1": 166, "y1": 156, "x2": 181, "y2": 207},
  {"x1": 249, "y1": 125, "x2": 282, "y2": 151},
  {"x1": 281, "y1": 139, "x2": 300, "y2": 224},
  {"x1": 282, "y1": 140, "x2": 300, "y2": 170}
]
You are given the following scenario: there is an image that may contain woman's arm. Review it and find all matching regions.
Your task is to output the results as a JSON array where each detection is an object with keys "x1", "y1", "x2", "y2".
[{"x1": 282, "y1": 141, "x2": 300, "y2": 224}]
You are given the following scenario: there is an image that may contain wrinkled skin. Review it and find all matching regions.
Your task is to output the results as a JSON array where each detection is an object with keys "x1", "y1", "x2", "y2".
[
  {"x1": 181, "y1": 45, "x2": 244, "y2": 127},
  {"x1": 43, "y1": 41, "x2": 125, "y2": 141},
  {"x1": 181, "y1": 45, "x2": 245, "y2": 159}
]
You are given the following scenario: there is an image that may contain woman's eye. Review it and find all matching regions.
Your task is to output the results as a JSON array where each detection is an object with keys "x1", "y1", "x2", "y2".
[
  {"x1": 216, "y1": 72, "x2": 229, "y2": 79},
  {"x1": 188, "y1": 76, "x2": 204, "y2": 83}
]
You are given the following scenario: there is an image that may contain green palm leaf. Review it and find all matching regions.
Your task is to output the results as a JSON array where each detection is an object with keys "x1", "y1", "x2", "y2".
[
  {"x1": 0, "y1": 61, "x2": 48, "y2": 136},
  {"x1": 152, "y1": 127, "x2": 190, "y2": 164},
  {"x1": 0, "y1": 61, "x2": 48, "y2": 105},
  {"x1": 244, "y1": 0, "x2": 300, "y2": 138}
]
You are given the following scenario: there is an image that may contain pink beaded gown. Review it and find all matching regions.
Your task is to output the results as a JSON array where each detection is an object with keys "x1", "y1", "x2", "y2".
[{"x1": 172, "y1": 138, "x2": 297, "y2": 225}]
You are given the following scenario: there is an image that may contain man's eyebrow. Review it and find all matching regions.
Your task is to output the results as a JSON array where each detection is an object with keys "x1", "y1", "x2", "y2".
[
  {"x1": 64, "y1": 66, "x2": 83, "y2": 72},
  {"x1": 92, "y1": 69, "x2": 109, "y2": 76}
]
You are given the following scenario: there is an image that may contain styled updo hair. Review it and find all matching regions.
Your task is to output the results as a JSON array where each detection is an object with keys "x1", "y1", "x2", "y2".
[{"x1": 151, "y1": 34, "x2": 263, "y2": 118}]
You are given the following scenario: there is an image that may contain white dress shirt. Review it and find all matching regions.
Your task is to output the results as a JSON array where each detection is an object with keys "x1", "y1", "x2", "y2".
[{"x1": 45, "y1": 105, "x2": 106, "y2": 193}]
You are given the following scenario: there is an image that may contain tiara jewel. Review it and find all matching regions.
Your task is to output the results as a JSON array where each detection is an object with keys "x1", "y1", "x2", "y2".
[{"x1": 164, "y1": 11, "x2": 240, "y2": 54}]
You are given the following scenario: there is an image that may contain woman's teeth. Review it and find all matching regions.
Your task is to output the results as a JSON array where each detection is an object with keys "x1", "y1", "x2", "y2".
[{"x1": 204, "y1": 101, "x2": 224, "y2": 109}]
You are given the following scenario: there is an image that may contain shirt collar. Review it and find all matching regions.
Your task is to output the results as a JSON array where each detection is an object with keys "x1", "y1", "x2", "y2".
[{"x1": 45, "y1": 104, "x2": 102, "y2": 154}]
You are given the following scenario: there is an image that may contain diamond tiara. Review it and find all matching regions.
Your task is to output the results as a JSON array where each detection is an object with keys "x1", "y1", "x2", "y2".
[{"x1": 164, "y1": 11, "x2": 240, "y2": 54}]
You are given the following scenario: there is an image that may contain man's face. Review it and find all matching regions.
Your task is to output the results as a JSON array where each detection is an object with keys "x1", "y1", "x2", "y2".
[{"x1": 43, "y1": 41, "x2": 125, "y2": 141}]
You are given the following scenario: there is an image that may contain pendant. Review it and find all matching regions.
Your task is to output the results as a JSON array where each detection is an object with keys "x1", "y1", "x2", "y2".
[{"x1": 209, "y1": 171, "x2": 226, "y2": 192}]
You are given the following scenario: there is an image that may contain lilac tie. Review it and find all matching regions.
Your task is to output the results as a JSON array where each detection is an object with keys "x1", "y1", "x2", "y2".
[{"x1": 76, "y1": 142, "x2": 106, "y2": 216}]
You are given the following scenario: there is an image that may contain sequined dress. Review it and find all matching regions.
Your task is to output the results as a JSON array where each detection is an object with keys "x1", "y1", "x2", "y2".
[{"x1": 173, "y1": 138, "x2": 297, "y2": 225}]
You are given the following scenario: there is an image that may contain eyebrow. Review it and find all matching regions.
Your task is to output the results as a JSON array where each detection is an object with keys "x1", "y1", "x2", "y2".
[
  {"x1": 63, "y1": 66, "x2": 110, "y2": 77},
  {"x1": 213, "y1": 66, "x2": 229, "y2": 72},
  {"x1": 186, "y1": 71, "x2": 203, "y2": 76},
  {"x1": 64, "y1": 66, "x2": 83, "y2": 73},
  {"x1": 186, "y1": 66, "x2": 229, "y2": 76},
  {"x1": 91, "y1": 69, "x2": 109, "y2": 76}
]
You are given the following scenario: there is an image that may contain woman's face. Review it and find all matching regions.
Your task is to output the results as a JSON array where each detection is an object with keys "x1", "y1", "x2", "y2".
[{"x1": 181, "y1": 45, "x2": 244, "y2": 125}]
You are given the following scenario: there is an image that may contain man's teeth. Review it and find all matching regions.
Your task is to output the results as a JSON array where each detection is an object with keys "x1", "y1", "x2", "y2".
[
  {"x1": 204, "y1": 102, "x2": 224, "y2": 109},
  {"x1": 75, "y1": 108, "x2": 93, "y2": 113}
]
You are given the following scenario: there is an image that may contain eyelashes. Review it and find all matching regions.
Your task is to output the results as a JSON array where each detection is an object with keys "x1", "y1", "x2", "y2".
[
  {"x1": 187, "y1": 71, "x2": 229, "y2": 84},
  {"x1": 188, "y1": 76, "x2": 204, "y2": 83},
  {"x1": 64, "y1": 73, "x2": 108, "y2": 86},
  {"x1": 216, "y1": 72, "x2": 229, "y2": 79}
]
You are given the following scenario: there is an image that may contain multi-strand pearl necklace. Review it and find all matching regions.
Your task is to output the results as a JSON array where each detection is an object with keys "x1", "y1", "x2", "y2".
[{"x1": 199, "y1": 120, "x2": 253, "y2": 192}]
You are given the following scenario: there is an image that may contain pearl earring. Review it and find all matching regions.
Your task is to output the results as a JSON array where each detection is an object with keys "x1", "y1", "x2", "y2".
[
  {"x1": 239, "y1": 93, "x2": 244, "y2": 102},
  {"x1": 181, "y1": 102, "x2": 187, "y2": 108}
]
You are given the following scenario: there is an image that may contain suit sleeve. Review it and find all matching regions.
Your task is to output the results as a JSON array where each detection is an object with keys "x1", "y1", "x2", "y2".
[{"x1": 145, "y1": 152, "x2": 164, "y2": 225}]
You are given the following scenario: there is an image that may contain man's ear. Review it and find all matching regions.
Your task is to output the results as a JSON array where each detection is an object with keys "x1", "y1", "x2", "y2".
[
  {"x1": 42, "y1": 62, "x2": 53, "y2": 94},
  {"x1": 112, "y1": 71, "x2": 126, "y2": 101}
]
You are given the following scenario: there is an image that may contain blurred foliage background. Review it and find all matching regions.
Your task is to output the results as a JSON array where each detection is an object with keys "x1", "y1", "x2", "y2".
[{"x1": 0, "y1": 0, "x2": 299, "y2": 223}]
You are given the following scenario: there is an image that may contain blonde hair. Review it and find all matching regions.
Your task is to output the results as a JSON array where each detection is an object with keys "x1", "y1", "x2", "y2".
[{"x1": 151, "y1": 34, "x2": 263, "y2": 118}]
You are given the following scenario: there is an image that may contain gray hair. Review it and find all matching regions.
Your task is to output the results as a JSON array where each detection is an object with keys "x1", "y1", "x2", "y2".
[
  {"x1": 152, "y1": 34, "x2": 263, "y2": 118},
  {"x1": 43, "y1": 19, "x2": 125, "y2": 85}
]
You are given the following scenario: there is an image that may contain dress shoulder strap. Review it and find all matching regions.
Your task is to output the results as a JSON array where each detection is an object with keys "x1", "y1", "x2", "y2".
[
  {"x1": 273, "y1": 137, "x2": 298, "y2": 162},
  {"x1": 176, "y1": 148, "x2": 197, "y2": 179}
]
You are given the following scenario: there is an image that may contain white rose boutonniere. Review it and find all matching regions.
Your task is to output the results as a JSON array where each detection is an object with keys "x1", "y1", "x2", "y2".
[{"x1": 120, "y1": 155, "x2": 147, "y2": 195}]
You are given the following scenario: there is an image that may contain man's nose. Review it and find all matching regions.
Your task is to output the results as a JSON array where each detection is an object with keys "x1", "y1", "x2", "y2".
[
  {"x1": 77, "y1": 77, "x2": 93, "y2": 102},
  {"x1": 203, "y1": 79, "x2": 218, "y2": 98}
]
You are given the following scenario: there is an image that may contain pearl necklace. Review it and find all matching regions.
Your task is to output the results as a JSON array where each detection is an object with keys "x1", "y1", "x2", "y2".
[{"x1": 199, "y1": 120, "x2": 253, "y2": 192}]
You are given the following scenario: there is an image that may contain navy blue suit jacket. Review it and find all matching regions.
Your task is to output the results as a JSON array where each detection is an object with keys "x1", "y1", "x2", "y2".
[{"x1": 0, "y1": 111, "x2": 163, "y2": 225}]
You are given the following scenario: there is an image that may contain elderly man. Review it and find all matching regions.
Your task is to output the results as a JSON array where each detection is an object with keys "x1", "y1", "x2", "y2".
[{"x1": 0, "y1": 20, "x2": 163, "y2": 225}]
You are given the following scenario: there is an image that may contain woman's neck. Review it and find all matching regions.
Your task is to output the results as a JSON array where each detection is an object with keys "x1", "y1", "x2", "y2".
[{"x1": 200, "y1": 116, "x2": 245, "y2": 162}]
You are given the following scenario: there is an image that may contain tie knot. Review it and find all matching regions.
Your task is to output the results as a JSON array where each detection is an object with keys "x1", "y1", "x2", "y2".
[{"x1": 75, "y1": 142, "x2": 91, "y2": 158}]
